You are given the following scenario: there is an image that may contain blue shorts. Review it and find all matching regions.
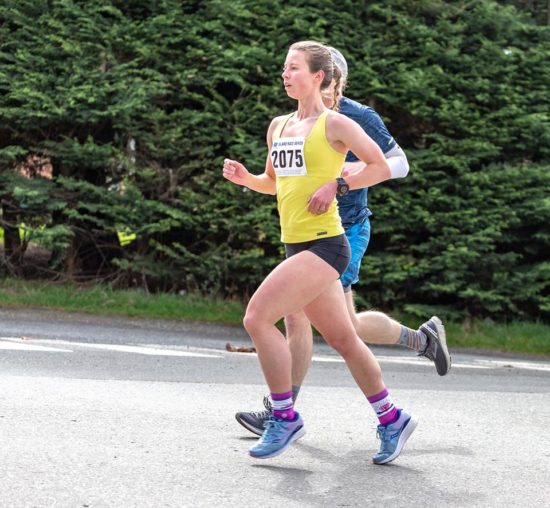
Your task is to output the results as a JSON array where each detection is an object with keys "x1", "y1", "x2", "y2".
[{"x1": 340, "y1": 218, "x2": 371, "y2": 292}]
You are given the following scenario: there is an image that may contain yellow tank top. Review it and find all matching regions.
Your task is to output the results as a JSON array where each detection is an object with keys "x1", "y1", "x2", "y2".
[{"x1": 272, "y1": 110, "x2": 345, "y2": 243}]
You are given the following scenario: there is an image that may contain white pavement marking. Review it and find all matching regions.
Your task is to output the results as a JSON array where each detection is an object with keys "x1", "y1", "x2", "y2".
[
  {"x1": 465, "y1": 357, "x2": 550, "y2": 372},
  {"x1": 48, "y1": 340, "x2": 222, "y2": 358},
  {"x1": 2, "y1": 336, "x2": 548, "y2": 371},
  {"x1": 0, "y1": 339, "x2": 73, "y2": 353},
  {"x1": 232, "y1": 350, "x2": 550, "y2": 372},
  {"x1": 315, "y1": 354, "x2": 550, "y2": 372},
  {"x1": 0, "y1": 337, "x2": 221, "y2": 358}
]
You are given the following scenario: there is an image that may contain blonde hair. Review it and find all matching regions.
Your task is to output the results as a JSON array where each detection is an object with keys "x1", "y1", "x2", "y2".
[
  {"x1": 332, "y1": 64, "x2": 343, "y2": 112},
  {"x1": 289, "y1": 40, "x2": 342, "y2": 110}
]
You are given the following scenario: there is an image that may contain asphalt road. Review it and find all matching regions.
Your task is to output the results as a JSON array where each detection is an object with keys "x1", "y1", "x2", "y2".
[{"x1": 1, "y1": 308, "x2": 549, "y2": 508}]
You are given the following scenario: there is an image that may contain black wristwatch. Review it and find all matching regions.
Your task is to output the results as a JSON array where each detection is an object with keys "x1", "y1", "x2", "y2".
[{"x1": 336, "y1": 177, "x2": 350, "y2": 196}]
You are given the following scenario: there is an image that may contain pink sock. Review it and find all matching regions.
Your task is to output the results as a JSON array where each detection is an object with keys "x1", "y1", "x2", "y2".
[
  {"x1": 367, "y1": 388, "x2": 398, "y2": 426},
  {"x1": 271, "y1": 391, "x2": 295, "y2": 421}
]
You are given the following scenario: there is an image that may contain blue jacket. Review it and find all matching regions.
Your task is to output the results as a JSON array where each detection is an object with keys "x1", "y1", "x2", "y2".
[{"x1": 337, "y1": 97, "x2": 396, "y2": 228}]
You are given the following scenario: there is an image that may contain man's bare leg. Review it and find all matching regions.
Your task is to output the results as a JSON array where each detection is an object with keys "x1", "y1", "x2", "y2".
[
  {"x1": 234, "y1": 291, "x2": 451, "y2": 436},
  {"x1": 344, "y1": 292, "x2": 401, "y2": 343},
  {"x1": 285, "y1": 310, "x2": 313, "y2": 401},
  {"x1": 344, "y1": 291, "x2": 451, "y2": 375}
]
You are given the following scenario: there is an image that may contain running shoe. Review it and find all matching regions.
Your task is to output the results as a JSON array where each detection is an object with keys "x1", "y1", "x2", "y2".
[
  {"x1": 418, "y1": 316, "x2": 451, "y2": 376},
  {"x1": 249, "y1": 413, "x2": 306, "y2": 459},
  {"x1": 235, "y1": 396, "x2": 272, "y2": 436},
  {"x1": 372, "y1": 409, "x2": 418, "y2": 465}
]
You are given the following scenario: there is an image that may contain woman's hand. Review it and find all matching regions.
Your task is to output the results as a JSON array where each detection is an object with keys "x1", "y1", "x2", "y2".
[
  {"x1": 307, "y1": 180, "x2": 337, "y2": 214},
  {"x1": 223, "y1": 159, "x2": 250, "y2": 186}
]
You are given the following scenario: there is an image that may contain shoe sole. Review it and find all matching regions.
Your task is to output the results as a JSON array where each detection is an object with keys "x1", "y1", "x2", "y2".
[
  {"x1": 431, "y1": 316, "x2": 451, "y2": 376},
  {"x1": 235, "y1": 413, "x2": 264, "y2": 437},
  {"x1": 249, "y1": 425, "x2": 306, "y2": 459},
  {"x1": 373, "y1": 415, "x2": 418, "y2": 465}
]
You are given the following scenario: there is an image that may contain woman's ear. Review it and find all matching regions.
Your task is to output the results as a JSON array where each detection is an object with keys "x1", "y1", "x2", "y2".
[{"x1": 315, "y1": 69, "x2": 325, "y2": 84}]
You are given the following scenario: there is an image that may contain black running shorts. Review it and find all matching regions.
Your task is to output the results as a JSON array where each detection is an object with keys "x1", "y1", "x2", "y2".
[{"x1": 284, "y1": 234, "x2": 350, "y2": 276}]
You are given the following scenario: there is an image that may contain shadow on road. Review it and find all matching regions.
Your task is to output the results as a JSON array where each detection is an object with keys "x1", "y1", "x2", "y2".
[{"x1": 249, "y1": 442, "x2": 476, "y2": 507}]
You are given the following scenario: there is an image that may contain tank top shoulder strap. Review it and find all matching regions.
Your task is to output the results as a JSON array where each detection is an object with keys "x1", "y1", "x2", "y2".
[
  {"x1": 273, "y1": 113, "x2": 295, "y2": 140},
  {"x1": 308, "y1": 109, "x2": 330, "y2": 142}
]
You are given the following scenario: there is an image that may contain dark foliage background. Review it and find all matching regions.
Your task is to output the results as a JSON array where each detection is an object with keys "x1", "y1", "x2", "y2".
[{"x1": 1, "y1": 0, "x2": 548, "y2": 321}]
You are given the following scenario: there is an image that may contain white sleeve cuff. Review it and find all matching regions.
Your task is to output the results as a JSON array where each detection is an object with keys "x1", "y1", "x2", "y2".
[{"x1": 384, "y1": 145, "x2": 409, "y2": 179}]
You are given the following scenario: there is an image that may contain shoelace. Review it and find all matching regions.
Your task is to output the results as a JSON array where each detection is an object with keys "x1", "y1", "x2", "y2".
[
  {"x1": 376, "y1": 425, "x2": 395, "y2": 451},
  {"x1": 420, "y1": 344, "x2": 435, "y2": 361},
  {"x1": 249, "y1": 396, "x2": 273, "y2": 421},
  {"x1": 261, "y1": 418, "x2": 284, "y2": 444},
  {"x1": 376, "y1": 426, "x2": 387, "y2": 441},
  {"x1": 262, "y1": 395, "x2": 273, "y2": 411},
  {"x1": 418, "y1": 328, "x2": 436, "y2": 360},
  {"x1": 250, "y1": 409, "x2": 271, "y2": 420}
]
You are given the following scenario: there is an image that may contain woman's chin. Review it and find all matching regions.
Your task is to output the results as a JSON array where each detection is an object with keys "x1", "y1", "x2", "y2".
[{"x1": 285, "y1": 89, "x2": 299, "y2": 100}]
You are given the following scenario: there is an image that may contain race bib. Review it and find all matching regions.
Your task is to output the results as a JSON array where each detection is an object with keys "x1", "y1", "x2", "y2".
[{"x1": 270, "y1": 137, "x2": 307, "y2": 177}]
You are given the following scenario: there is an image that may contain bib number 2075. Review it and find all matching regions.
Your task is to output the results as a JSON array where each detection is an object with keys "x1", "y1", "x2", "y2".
[
  {"x1": 271, "y1": 137, "x2": 307, "y2": 176},
  {"x1": 272, "y1": 149, "x2": 303, "y2": 169}
]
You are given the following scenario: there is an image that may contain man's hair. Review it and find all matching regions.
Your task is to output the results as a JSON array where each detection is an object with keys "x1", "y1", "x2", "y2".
[{"x1": 327, "y1": 47, "x2": 348, "y2": 83}]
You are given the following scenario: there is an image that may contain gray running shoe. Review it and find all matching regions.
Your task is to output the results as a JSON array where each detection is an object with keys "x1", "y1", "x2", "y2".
[
  {"x1": 235, "y1": 396, "x2": 272, "y2": 436},
  {"x1": 418, "y1": 316, "x2": 451, "y2": 376}
]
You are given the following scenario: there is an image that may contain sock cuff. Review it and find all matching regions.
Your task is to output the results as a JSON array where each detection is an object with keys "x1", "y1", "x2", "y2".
[
  {"x1": 367, "y1": 388, "x2": 389, "y2": 404},
  {"x1": 271, "y1": 390, "x2": 293, "y2": 401}
]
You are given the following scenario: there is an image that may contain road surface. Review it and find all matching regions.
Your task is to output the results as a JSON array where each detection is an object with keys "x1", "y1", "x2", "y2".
[{"x1": 0, "y1": 308, "x2": 549, "y2": 507}]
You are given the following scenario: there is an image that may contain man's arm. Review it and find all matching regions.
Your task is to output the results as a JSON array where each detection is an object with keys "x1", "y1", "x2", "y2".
[{"x1": 342, "y1": 145, "x2": 409, "y2": 180}]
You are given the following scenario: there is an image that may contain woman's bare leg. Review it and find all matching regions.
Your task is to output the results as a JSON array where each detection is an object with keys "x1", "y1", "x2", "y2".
[
  {"x1": 243, "y1": 251, "x2": 339, "y2": 393},
  {"x1": 304, "y1": 281, "x2": 385, "y2": 397}
]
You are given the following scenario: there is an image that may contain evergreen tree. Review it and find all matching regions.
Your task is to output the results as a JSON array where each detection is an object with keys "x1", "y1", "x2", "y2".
[{"x1": 0, "y1": 0, "x2": 548, "y2": 320}]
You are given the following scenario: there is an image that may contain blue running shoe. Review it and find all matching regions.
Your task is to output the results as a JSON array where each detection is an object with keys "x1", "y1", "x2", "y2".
[
  {"x1": 249, "y1": 413, "x2": 306, "y2": 459},
  {"x1": 372, "y1": 409, "x2": 418, "y2": 465}
]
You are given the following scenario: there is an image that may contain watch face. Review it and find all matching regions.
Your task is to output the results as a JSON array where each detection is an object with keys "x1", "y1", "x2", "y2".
[{"x1": 337, "y1": 179, "x2": 349, "y2": 195}]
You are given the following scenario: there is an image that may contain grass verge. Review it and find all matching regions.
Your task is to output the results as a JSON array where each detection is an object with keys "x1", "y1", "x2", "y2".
[
  {"x1": 0, "y1": 278, "x2": 548, "y2": 357},
  {"x1": 0, "y1": 278, "x2": 244, "y2": 325}
]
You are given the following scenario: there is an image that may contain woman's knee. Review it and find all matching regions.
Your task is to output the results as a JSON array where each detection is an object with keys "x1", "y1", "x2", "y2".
[
  {"x1": 243, "y1": 304, "x2": 276, "y2": 339},
  {"x1": 243, "y1": 307, "x2": 260, "y2": 336},
  {"x1": 325, "y1": 332, "x2": 360, "y2": 356},
  {"x1": 243, "y1": 303, "x2": 261, "y2": 336}
]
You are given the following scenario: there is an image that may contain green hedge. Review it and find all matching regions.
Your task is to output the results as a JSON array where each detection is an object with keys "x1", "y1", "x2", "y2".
[{"x1": 0, "y1": 0, "x2": 548, "y2": 321}]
